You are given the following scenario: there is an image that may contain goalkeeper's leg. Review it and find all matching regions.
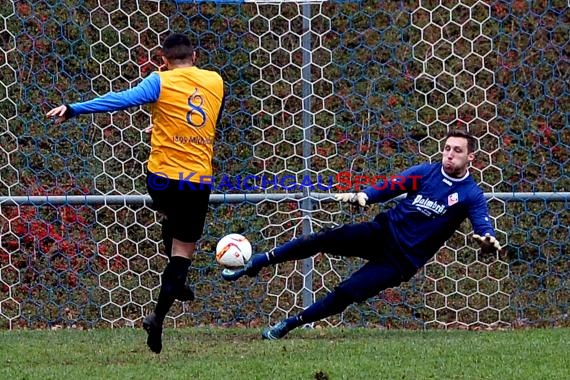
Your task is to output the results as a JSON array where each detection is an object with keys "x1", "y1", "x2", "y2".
[
  {"x1": 223, "y1": 222, "x2": 381, "y2": 281},
  {"x1": 262, "y1": 257, "x2": 417, "y2": 340}
]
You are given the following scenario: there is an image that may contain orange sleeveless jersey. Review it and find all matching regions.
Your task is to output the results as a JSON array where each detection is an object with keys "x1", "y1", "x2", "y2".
[{"x1": 147, "y1": 67, "x2": 224, "y2": 181}]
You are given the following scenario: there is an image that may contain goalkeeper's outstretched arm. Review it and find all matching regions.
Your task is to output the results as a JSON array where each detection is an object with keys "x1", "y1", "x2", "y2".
[
  {"x1": 335, "y1": 164, "x2": 426, "y2": 207},
  {"x1": 468, "y1": 191, "x2": 504, "y2": 254}
]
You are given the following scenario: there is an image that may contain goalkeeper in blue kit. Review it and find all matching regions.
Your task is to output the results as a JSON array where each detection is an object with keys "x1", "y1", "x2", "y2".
[{"x1": 222, "y1": 130, "x2": 505, "y2": 339}]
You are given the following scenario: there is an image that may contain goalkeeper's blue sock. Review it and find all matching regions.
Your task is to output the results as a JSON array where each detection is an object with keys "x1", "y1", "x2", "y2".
[
  {"x1": 244, "y1": 236, "x2": 321, "y2": 276},
  {"x1": 154, "y1": 256, "x2": 192, "y2": 323},
  {"x1": 266, "y1": 233, "x2": 324, "y2": 264},
  {"x1": 283, "y1": 315, "x2": 304, "y2": 329}
]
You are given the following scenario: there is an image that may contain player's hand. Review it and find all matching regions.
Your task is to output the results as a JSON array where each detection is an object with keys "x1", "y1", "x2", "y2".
[
  {"x1": 46, "y1": 105, "x2": 72, "y2": 124},
  {"x1": 143, "y1": 123, "x2": 153, "y2": 134},
  {"x1": 335, "y1": 192, "x2": 368, "y2": 207},
  {"x1": 472, "y1": 233, "x2": 502, "y2": 254}
]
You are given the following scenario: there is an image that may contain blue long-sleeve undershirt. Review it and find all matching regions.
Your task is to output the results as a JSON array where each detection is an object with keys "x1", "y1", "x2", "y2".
[{"x1": 68, "y1": 73, "x2": 161, "y2": 115}]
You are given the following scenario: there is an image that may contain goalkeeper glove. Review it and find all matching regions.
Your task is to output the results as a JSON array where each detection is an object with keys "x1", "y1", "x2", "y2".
[
  {"x1": 472, "y1": 233, "x2": 502, "y2": 254},
  {"x1": 335, "y1": 192, "x2": 368, "y2": 207}
]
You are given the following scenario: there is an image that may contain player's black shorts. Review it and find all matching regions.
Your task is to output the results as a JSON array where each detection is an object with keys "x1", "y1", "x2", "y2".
[{"x1": 146, "y1": 171, "x2": 211, "y2": 243}]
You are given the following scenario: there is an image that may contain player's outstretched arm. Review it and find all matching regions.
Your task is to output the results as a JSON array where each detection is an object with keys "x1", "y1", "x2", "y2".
[
  {"x1": 358, "y1": 163, "x2": 426, "y2": 205},
  {"x1": 46, "y1": 73, "x2": 161, "y2": 124}
]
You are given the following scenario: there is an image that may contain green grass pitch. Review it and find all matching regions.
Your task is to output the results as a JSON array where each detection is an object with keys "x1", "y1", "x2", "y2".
[{"x1": 1, "y1": 327, "x2": 568, "y2": 380}]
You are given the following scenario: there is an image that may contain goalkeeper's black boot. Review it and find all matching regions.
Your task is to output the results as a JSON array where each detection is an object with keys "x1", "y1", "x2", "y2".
[
  {"x1": 221, "y1": 253, "x2": 266, "y2": 281},
  {"x1": 175, "y1": 284, "x2": 195, "y2": 302},
  {"x1": 262, "y1": 320, "x2": 292, "y2": 340},
  {"x1": 143, "y1": 312, "x2": 163, "y2": 354}
]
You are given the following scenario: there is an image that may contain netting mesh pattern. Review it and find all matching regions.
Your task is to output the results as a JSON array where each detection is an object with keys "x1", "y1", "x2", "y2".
[{"x1": 0, "y1": 0, "x2": 568, "y2": 329}]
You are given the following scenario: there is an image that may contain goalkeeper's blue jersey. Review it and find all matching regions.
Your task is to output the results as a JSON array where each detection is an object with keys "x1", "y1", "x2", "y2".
[{"x1": 362, "y1": 162, "x2": 495, "y2": 268}]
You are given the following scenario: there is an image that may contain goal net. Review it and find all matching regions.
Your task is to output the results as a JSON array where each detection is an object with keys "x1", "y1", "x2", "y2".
[{"x1": 0, "y1": 0, "x2": 567, "y2": 330}]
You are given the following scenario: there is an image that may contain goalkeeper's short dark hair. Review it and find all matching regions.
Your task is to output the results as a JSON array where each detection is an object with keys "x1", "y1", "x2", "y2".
[
  {"x1": 446, "y1": 129, "x2": 477, "y2": 153},
  {"x1": 162, "y1": 33, "x2": 194, "y2": 61}
]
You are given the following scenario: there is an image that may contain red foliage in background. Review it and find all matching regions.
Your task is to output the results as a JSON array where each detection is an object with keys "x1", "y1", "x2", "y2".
[{"x1": 0, "y1": 183, "x2": 107, "y2": 293}]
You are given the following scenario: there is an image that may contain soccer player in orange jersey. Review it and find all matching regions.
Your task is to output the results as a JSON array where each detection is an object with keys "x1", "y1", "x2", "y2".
[{"x1": 47, "y1": 34, "x2": 225, "y2": 353}]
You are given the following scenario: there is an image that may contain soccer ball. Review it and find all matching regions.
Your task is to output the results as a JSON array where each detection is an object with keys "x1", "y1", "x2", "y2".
[{"x1": 215, "y1": 233, "x2": 252, "y2": 268}]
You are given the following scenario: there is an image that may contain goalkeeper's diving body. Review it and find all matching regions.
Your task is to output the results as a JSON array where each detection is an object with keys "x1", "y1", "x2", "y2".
[
  {"x1": 222, "y1": 130, "x2": 504, "y2": 340},
  {"x1": 46, "y1": 34, "x2": 225, "y2": 353}
]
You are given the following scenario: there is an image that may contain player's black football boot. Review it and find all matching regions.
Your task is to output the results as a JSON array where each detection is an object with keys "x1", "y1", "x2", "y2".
[{"x1": 142, "y1": 312, "x2": 163, "y2": 354}]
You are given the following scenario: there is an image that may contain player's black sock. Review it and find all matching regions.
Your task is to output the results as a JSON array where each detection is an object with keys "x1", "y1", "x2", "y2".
[
  {"x1": 297, "y1": 290, "x2": 352, "y2": 324},
  {"x1": 154, "y1": 256, "x2": 192, "y2": 323},
  {"x1": 161, "y1": 218, "x2": 173, "y2": 258},
  {"x1": 160, "y1": 221, "x2": 194, "y2": 300}
]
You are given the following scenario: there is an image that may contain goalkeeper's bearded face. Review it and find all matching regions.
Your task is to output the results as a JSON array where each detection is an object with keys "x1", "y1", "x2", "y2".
[{"x1": 442, "y1": 137, "x2": 474, "y2": 178}]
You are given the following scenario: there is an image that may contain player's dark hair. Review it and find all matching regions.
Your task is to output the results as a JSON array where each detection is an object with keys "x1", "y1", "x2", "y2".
[
  {"x1": 446, "y1": 130, "x2": 477, "y2": 153},
  {"x1": 161, "y1": 33, "x2": 194, "y2": 61}
]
